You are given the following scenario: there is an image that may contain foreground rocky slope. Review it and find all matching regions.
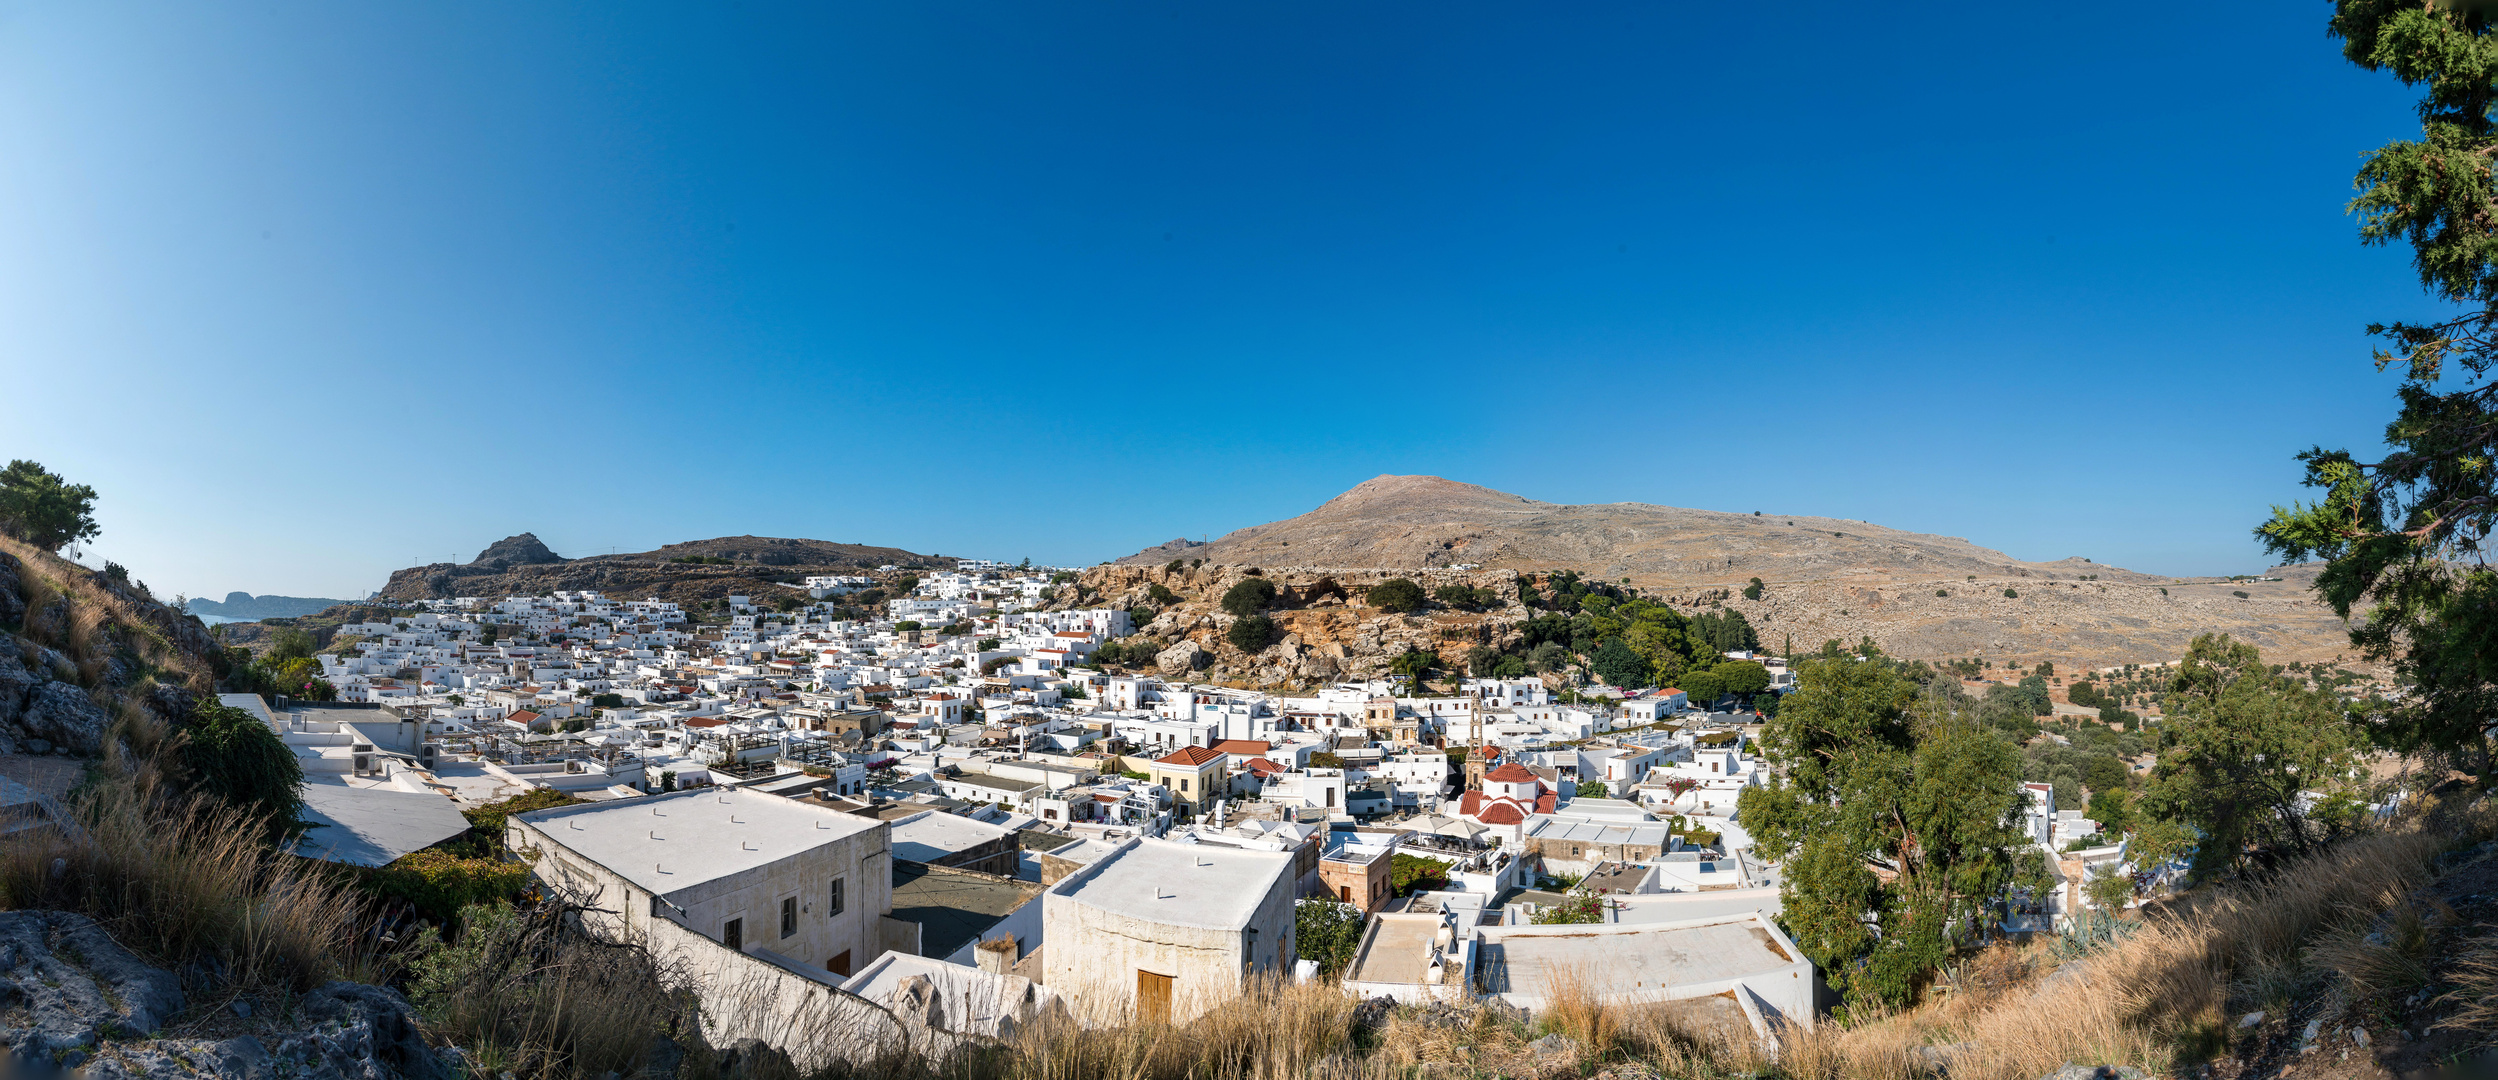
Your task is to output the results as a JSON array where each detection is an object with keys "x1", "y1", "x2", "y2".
[
  {"x1": 0, "y1": 910, "x2": 451, "y2": 1080},
  {"x1": 376, "y1": 533, "x2": 940, "y2": 605},
  {"x1": 0, "y1": 535, "x2": 218, "y2": 759}
]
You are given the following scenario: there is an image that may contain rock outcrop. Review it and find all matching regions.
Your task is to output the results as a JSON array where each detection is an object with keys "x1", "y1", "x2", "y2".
[
  {"x1": 0, "y1": 543, "x2": 214, "y2": 759},
  {"x1": 0, "y1": 911, "x2": 454, "y2": 1080},
  {"x1": 468, "y1": 533, "x2": 566, "y2": 569}
]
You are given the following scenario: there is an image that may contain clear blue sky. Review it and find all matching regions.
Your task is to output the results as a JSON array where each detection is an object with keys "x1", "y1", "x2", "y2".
[{"x1": 0, "y1": 2, "x2": 2446, "y2": 600}]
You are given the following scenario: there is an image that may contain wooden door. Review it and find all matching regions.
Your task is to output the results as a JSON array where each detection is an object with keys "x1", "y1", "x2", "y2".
[
  {"x1": 828, "y1": 950, "x2": 852, "y2": 977},
  {"x1": 1136, "y1": 970, "x2": 1173, "y2": 1024}
]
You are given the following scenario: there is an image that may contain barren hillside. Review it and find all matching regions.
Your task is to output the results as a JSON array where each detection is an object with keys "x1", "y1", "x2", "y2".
[
  {"x1": 1107, "y1": 476, "x2": 2360, "y2": 678},
  {"x1": 1122, "y1": 474, "x2": 2166, "y2": 586}
]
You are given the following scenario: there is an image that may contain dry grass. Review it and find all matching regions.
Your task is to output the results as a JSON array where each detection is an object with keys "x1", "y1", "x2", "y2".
[
  {"x1": 408, "y1": 903, "x2": 698, "y2": 1080},
  {"x1": 1768, "y1": 822, "x2": 2456, "y2": 1080},
  {"x1": 0, "y1": 769, "x2": 378, "y2": 990},
  {"x1": 993, "y1": 976, "x2": 1359, "y2": 1080},
  {"x1": 1539, "y1": 961, "x2": 1620, "y2": 1056},
  {"x1": 0, "y1": 532, "x2": 213, "y2": 695}
]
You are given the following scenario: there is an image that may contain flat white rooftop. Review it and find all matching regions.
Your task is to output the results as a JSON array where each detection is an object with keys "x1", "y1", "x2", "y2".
[
  {"x1": 1477, "y1": 915, "x2": 1798, "y2": 1000},
  {"x1": 1052, "y1": 836, "x2": 1291, "y2": 932},
  {"x1": 889, "y1": 808, "x2": 1011, "y2": 863},
  {"x1": 516, "y1": 786, "x2": 882, "y2": 897}
]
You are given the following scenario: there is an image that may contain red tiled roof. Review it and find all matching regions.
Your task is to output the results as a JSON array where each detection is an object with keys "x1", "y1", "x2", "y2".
[
  {"x1": 1458, "y1": 791, "x2": 1482, "y2": 816},
  {"x1": 1535, "y1": 793, "x2": 1557, "y2": 815},
  {"x1": 1242, "y1": 758, "x2": 1284, "y2": 776},
  {"x1": 1484, "y1": 762, "x2": 1538, "y2": 783},
  {"x1": 1212, "y1": 739, "x2": 1270, "y2": 755},
  {"x1": 1158, "y1": 745, "x2": 1224, "y2": 767},
  {"x1": 1477, "y1": 801, "x2": 1527, "y2": 825},
  {"x1": 684, "y1": 717, "x2": 729, "y2": 728}
]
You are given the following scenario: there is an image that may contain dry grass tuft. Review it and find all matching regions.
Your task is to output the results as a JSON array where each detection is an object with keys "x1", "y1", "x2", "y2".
[
  {"x1": 0, "y1": 769, "x2": 377, "y2": 989},
  {"x1": 997, "y1": 976, "x2": 1358, "y2": 1080},
  {"x1": 1539, "y1": 961, "x2": 1619, "y2": 1057}
]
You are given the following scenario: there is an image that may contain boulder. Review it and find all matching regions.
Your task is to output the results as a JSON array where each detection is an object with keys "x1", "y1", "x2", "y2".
[
  {"x1": 0, "y1": 910, "x2": 185, "y2": 1060},
  {"x1": 0, "y1": 911, "x2": 455, "y2": 1080},
  {"x1": 18, "y1": 680, "x2": 110, "y2": 756},
  {"x1": 1156, "y1": 640, "x2": 1210, "y2": 675}
]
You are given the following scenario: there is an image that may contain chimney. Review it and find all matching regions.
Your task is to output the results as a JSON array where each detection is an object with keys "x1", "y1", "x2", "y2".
[{"x1": 975, "y1": 935, "x2": 1018, "y2": 977}]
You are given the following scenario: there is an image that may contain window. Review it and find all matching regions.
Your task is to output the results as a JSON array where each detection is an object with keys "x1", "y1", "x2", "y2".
[
  {"x1": 781, "y1": 897, "x2": 797, "y2": 938},
  {"x1": 830, "y1": 877, "x2": 845, "y2": 916},
  {"x1": 722, "y1": 918, "x2": 743, "y2": 950}
]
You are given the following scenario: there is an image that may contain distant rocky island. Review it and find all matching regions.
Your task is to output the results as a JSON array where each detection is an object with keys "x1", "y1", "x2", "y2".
[{"x1": 183, "y1": 591, "x2": 357, "y2": 620}]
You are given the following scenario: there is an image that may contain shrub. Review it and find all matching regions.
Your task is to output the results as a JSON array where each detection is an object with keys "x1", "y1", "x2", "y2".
[
  {"x1": 1220, "y1": 578, "x2": 1278, "y2": 617},
  {"x1": 1742, "y1": 578, "x2": 1764, "y2": 601},
  {"x1": 359, "y1": 849, "x2": 533, "y2": 924},
  {"x1": 896, "y1": 620, "x2": 922, "y2": 632},
  {"x1": 0, "y1": 459, "x2": 100, "y2": 553},
  {"x1": 2004, "y1": 587, "x2": 2020, "y2": 598},
  {"x1": 1147, "y1": 583, "x2": 1177, "y2": 604},
  {"x1": 1294, "y1": 899, "x2": 1365, "y2": 974},
  {"x1": 1389, "y1": 853, "x2": 1448, "y2": 896},
  {"x1": 179, "y1": 698, "x2": 304, "y2": 827},
  {"x1": 1228, "y1": 614, "x2": 1279, "y2": 652},
  {"x1": 1366, "y1": 578, "x2": 1425, "y2": 613},
  {"x1": 1577, "y1": 780, "x2": 1609, "y2": 799},
  {"x1": 1432, "y1": 584, "x2": 1478, "y2": 608}
]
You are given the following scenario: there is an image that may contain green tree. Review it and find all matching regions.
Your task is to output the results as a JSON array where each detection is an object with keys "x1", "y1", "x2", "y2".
[
  {"x1": 1576, "y1": 780, "x2": 1609, "y2": 799},
  {"x1": 1227, "y1": 614, "x2": 1279, "y2": 653},
  {"x1": 0, "y1": 460, "x2": 99, "y2": 553},
  {"x1": 2138, "y1": 634, "x2": 2366, "y2": 879},
  {"x1": 1742, "y1": 577, "x2": 1764, "y2": 601},
  {"x1": 1294, "y1": 900, "x2": 1365, "y2": 973},
  {"x1": 1715, "y1": 660, "x2": 1773, "y2": 696},
  {"x1": 1526, "y1": 642, "x2": 1570, "y2": 674},
  {"x1": 1147, "y1": 583, "x2": 1177, "y2": 605},
  {"x1": 1367, "y1": 578, "x2": 1425, "y2": 613},
  {"x1": 1220, "y1": 578, "x2": 1278, "y2": 617},
  {"x1": 2014, "y1": 675, "x2": 2052, "y2": 716},
  {"x1": 1739, "y1": 661, "x2": 2031, "y2": 1009},
  {"x1": 1678, "y1": 669, "x2": 1726, "y2": 706},
  {"x1": 179, "y1": 698, "x2": 305, "y2": 827},
  {"x1": 1590, "y1": 638, "x2": 1650, "y2": 688},
  {"x1": 268, "y1": 627, "x2": 317, "y2": 663},
  {"x1": 1389, "y1": 649, "x2": 1439, "y2": 684}
]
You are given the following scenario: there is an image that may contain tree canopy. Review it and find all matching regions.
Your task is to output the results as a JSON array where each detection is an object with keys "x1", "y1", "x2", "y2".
[
  {"x1": 0, "y1": 460, "x2": 99, "y2": 553},
  {"x1": 1738, "y1": 657, "x2": 2034, "y2": 1009},
  {"x1": 1226, "y1": 614, "x2": 1279, "y2": 653},
  {"x1": 1220, "y1": 578, "x2": 1279, "y2": 618},
  {"x1": 1366, "y1": 578, "x2": 1425, "y2": 613},
  {"x1": 2255, "y1": 3, "x2": 2498, "y2": 786},
  {"x1": 2138, "y1": 634, "x2": 2367, "y2": 878}
]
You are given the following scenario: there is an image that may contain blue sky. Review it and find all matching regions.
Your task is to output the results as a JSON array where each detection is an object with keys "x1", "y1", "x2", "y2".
[{"x1": 0, "y1": 2, "x2": 2447, "y2": 599}]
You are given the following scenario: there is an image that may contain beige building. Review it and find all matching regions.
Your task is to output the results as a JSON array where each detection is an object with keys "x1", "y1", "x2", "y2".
[
  {"x1": 507, "y1": 786, "x2": 895, "y2": 979},
  {"x1": 1041, "y1": 836, "x2": 1297, "y2": 1022},
  {"x1": 1149, "y1": 745, "x2": 1225, "y2": 819}
]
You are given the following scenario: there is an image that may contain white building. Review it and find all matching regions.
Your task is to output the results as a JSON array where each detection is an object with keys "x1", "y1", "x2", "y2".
[
  {"x1": 1040, "y1": 836, "x2": 1298, "y2": 1022},
  {"x1": 505, "y1": 787, "x2": 897, "y2": 980}
]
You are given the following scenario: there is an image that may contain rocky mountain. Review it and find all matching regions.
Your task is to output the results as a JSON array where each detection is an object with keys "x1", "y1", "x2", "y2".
[
  {"x1": 185, "y1": 592, "x2": 356, "y2": 620},
  {"x1": 1122, "y1": 474, "x2": 2166, "y2": 586},
  {"x1": 374, "y1": 533, "x2": 942, "y2": 605},
  {"x1": 1103, "y1": 475, "x2": 2361, "y2": 676}
]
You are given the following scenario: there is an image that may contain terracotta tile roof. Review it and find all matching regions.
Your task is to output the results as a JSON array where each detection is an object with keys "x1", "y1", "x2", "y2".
[
  {"x1": 1157, "y1": 745, "x2": 1224, "y2": 767},
  {"x1": 1458, "y1": 791, "x2": 1482, "y2": 816},
  {"x1": 1477, "y1": 801, "x2": 1527, "y2": 825},
  {"x1": 1535, "y1": 793, "x2": 1557, "y2": 815},
  {"x1": 1241, "y1": 758, "x2": 1285, "y2": 776},
  {"x1": 1484, "y1": 762, "x2": 1538, "y2": 783},
  {"x1": 1212, "y1": 739, "x2": 1271, "y2": 755}
]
